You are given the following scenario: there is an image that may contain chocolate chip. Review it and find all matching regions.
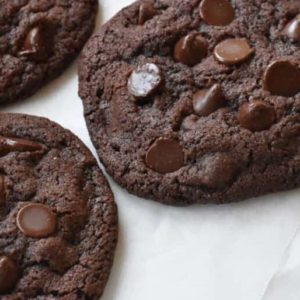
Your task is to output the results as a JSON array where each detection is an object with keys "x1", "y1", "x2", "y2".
[
  {"x1": 193, "y1": 84, "x2": 226, "y2": 116},
  {"x1": 263, "y1": 61, "x2": 300, "y2": 97},
  {"x1": 16, "y1": 203, "x2": 56, "y2": 238},
  {"x1": 146, "y1": 138, "x2": 184, "y2": 174},
  {"x1": 19, "y1": 22, "x2": 55, "y2": 61},
  {"x1": 138, "y1": 2, "x2": 157, "y2": 25},
  {"x1": 238, "y1": 101, "x2": 276, "y2": 132},
  {"x1": 199, "y1": 0, "x2": 235, "y2": 26},
  {"x1": 214, "y1": 38, "x2": 253, "y2": 65},
  {"x1": 128, "y1": 63, "x2": 162, "y2": 99},
  {"x1": 196, "y1": 153, "x2": 238, "y2": 189},
  {"x1": 0, "y1": 136, "x2": 44, "y2": 156},
  {"x1": 0, "y1": 256, "x2": 18, "y2": 293},
  {"x1": 0, "y1": 176, "x2": 6, "y2": 206},
  {"x1": 174, "y1": 33, "x2": 208, "y2": 66},
  {"x1": 284, "y1": 15, "x2": 300, "y2": 42}
]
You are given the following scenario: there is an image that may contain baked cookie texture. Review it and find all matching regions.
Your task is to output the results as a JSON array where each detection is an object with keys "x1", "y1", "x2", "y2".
[
  {"x1": 0, "y1": 0, "x2": 98, "y2": 103},
  {"x1": 79, "y1": 0, "x2": 300, "y2": 205},
  {"x1": 0, "y1": 113, "x2": 118, "y2": 299}
]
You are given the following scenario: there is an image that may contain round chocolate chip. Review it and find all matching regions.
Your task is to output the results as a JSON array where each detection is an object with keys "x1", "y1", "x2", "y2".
[
  {"x1": 193, "y1": 84, "x2": 226, "y2": 116},
  {"x1": 19, "y1": 22, "x2": 55, "y2": 62},
  {"x1": 284, "y1": 15, "x2": 300, "y2": 42},
  {"x1": 128, "y1": 63, "x2": 162, "y2": 99},
  {"x1": 238, "y1": 101, "x2": 276, "y2": 132},
  {"x1": 214, "y1": 38, "x2": 253, "y2": 65},
  {"x1": 146, "y1": 138, "x2": 184, "y2": 174},
  {"x1": 0, "y1": 256, "x2": 18, "y2": 293},
  {"x1": 138, "y1": 2, "x2": 157, "y2": 25},
  {"x1": 174, "y1": 33, "x2": 208, "y2": 66},
  {"x1": 263, "y1": 60, "x2": 300, "y2": 97},
  {"x1": 199, "y1": 0, "x2": 235, "y2": 26},
  {"x1": 16, "y1": 203, "x2": 56, "y2": 238}
]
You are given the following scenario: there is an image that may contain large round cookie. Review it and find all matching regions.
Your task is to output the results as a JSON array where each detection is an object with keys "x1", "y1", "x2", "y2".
[
  {"x1": 0, "y1": 0, "x2": 98, "y2": 103},
  {"x1": 0, "y1": 113, "x2": 118, "y2": 298},
  {"x1": 79, "y1": 0, "x2": 300, "y2": 205}
]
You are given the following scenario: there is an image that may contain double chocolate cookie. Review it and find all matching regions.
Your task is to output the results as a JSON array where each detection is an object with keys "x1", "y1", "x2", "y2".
[
  {"x1": 79, "y1": 0, "x2": 300, "y2": 205},
  {"x1": 0, "y1": 0, "x2": 98, "y2": 103},
  {"x1": 0, "y1": 113, "x2": 118, "y2": 298}
]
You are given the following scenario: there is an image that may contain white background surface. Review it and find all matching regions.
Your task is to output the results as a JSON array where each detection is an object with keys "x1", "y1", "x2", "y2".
[{"x1": 3, "y1": 1, "x2": 300, "y2": 299}]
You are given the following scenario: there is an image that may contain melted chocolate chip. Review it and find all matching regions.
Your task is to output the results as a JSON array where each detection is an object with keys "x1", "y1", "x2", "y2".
[
  {"x1": 214, "y1": 38, "x2": 253, "y2": 65},
  {"x1": 193, "y1": 84, "x2": 226, "y2": 116},
  {"x1": 0, "y1": 256, "x2": 18, "y2": 293},
  {"x1": 146, "y1": 138, "x2": 184, "y2": 174},
  {"x1": 197, "y1": 153, "x2": 238, "y2": 189},
  {"x1": 174, "y1": 33, "x2": 208, "y2": 66},
  {"x1": 138, "y1": 2, "x2": 157, "y2": 25},
  {"x1": 128, "y1": 63, "x2": 162, "y2": 99},
  {"x1": 0, "y1": 136, "x2": 44, "y2": 155},
  {"x1": 0, "y1": 176, "x2": 6, "y2": 206},
  {"x1": 284, "y1": 15, "x2": 300, "y2": 42},
  {"x1": 263, "y1": 60, "x2": 300, "y2": 97},
  {"x1": 238, "y1": 101, "x2": 276, "y2": 132},
  {"x1": 199, "y1": 0, "x2": 235, "y2": 26},
  {"x1": 19, "y1": 22, "x2": 55, "y2": 61},
  {"x1": 16, "y1": 203, "x2": 56, "y2": 238}
]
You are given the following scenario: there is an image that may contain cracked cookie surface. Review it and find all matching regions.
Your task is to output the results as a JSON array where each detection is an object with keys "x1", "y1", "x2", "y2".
[
  {"x1": 0, "y1": 0, "x2": 98, "y2": 104},
  {"x1": 79, "y1": 0, "x2": 300, "y2": 205},
  {"x1": 0, "y1": 113, "x2": 118, "y2": 299}
]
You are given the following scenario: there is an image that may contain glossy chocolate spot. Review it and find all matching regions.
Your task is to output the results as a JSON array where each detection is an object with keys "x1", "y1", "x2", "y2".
[
  {"x1": 0, "y1": 136, "x2": 44, "y2": 156},
  {"x1": 19, "y1": 22, "x2": 55, "y2": 61},
  {"x1": 193, "y1": 84, "x2": 226, "y2": 116},
  {"x1": 138, "y1": 2, "x2": 157, "y2": 25},
  {"x1": 128, "y1": 63, "x2": 162, "y2": 99},
  {"x1": 284, "y1": 15, "x2": 300, "y2": 42},
  {"x1": 16, "y1": 203, "x2": 56, "y2": 238},
  {"x1": 146, "y1": 138, "x2": 184, "y2": 174},
  {"x1": 238, "y1": 101, "x2": 276, "y2": 132},
  {"x1": 0, "y1": 176, "x2": 6, "y2": 205},
  {"x1": 199, "y1": 0, "x2": 235, "y2": 26},
  {"x1": 214, "y1": 38, "x2": 253, "y2": 65},
  {"x1": 0, "y1": 256, "x2": 18, "y2": 293},
  {"x1": 174, "y1": 33, "x2": 208, "y2": 66},
  {"x1": 263, "y1": 61, "x2": 300, "y2": 97}
]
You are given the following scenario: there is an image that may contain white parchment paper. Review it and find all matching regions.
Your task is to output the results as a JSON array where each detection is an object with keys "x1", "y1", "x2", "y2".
[{"x1": 3, "y1": 1, "x2": 300, "y2": 299}]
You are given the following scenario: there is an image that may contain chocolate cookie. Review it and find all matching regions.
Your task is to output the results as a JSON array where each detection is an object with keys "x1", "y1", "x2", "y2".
[
  {"x1": 0, "y1": 113, "x2": 118, "y2": 298},
  {"x1": 79, "y1": 0, "x2": 300, "y2": 205},
  {"x1": 0, "y1": 0, "x2": 98, "y2": 104}
]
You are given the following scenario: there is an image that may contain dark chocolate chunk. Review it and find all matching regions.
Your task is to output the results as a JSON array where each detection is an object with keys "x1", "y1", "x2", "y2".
[
  {"x1": 146, "y1": 138, "x2": 184, "y2": 174},
  {"x1": 199, "y1": 0, "x2": 235, "y2": 26},
  {"x1": 214, "y1": 38, "x2": 253, "y2": 65},
  {"x1": 19, "y1": 23, "x2": 55, "y2": 62},
  {"x1": 0, "y1": 136, "x2": 44, "y2": 155},
  {"x1": 138, "y1": 2, "x2": 157, "y2": 25},
  {"x1": 128, "y1": 63, "x2": 162, "y2": 99},
  {"x1": 238, "y1": 101, "x2": 276, "y2": 132},
  {"x1": 284, "y1": 15, "x2": 300, "y2": 42},
  {"x1": 0, "y1": 256, "x2": 18, "y2": 294},
  {"x1": 174, "y1": 33, "x2": 208, "y2": 66},
  {"x1": 16, "y1": 203, "x2": 56, "y2": 238},
  {"x1": 193, "y1": 84, "x2": 226, "y2": 116},
  {"x1": 263, "y1": 61, "x2": 300, "y2": 97}
]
